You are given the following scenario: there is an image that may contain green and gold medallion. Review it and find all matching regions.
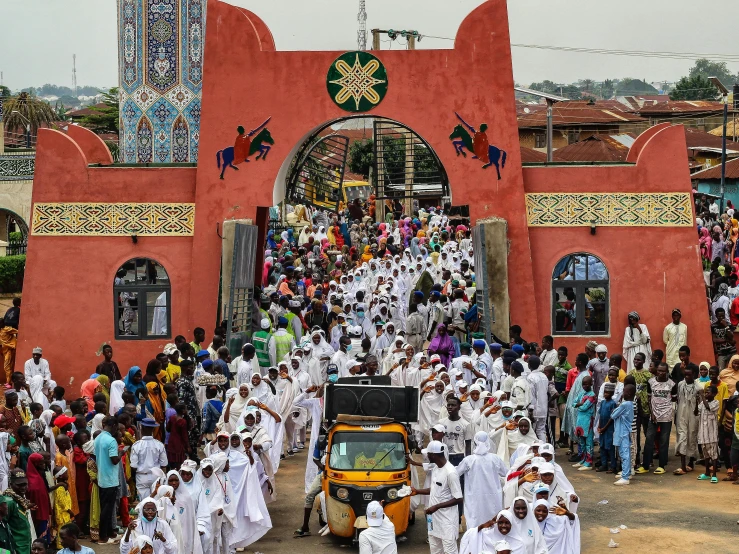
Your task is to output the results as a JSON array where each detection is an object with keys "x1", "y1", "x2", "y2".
[{"x1": 326, "y1": 51, "x2": 388, "y2": 113}]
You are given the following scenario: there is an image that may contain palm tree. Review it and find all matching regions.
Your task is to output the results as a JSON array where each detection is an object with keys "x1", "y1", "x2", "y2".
[{"x1": 2, "y1": 91, "x2": 56, "y2": 134}]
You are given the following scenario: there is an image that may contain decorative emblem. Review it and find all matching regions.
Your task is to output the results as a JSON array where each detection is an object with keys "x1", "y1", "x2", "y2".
[
  {"x1": 216, "y1": 118, "x2": 274, "y2": 179},
  {"x1": 327, "y1": 51, "x2": 388, "y2": 112},
  {"x1": 449, "y1": 113, "x2": 507, "y2": 180}
]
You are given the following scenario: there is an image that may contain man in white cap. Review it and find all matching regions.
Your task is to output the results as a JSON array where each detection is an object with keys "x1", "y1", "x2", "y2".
[
  {"x1": 24, "y1": 346, "x2": 50, "y2": 383},
  {"x1": 411, "y1": 440, "x2": 463, "y2": 554},
  {"x1": 358, "y1": 501, "x2": 397, "y2": 554},
  {"x1": 586, "y1": 344, "x2": 609, "y2": 399}
]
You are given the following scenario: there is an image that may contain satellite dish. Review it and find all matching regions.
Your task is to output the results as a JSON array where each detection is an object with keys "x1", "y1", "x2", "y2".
[{"x1": 524, "y1": 107, "x2": 531, "y2": 114}]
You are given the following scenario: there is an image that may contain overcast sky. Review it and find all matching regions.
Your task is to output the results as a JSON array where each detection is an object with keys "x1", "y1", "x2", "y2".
[{"x1": 2, "y1": 0, "x2": 738, "y2": 91}]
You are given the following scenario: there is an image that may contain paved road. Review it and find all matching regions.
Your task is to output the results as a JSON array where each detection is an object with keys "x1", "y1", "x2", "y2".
[{"x1": 87, "y1": 440, "x2": 739, "y2": 554}]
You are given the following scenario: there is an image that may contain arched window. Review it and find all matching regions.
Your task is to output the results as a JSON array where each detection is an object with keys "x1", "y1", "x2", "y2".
[
  {"x1": 552, "y1": 253, "x2": 609, "y2": 335},
  {"x1": 113, "y1": 258, "x2": 171, "y2": 340}
]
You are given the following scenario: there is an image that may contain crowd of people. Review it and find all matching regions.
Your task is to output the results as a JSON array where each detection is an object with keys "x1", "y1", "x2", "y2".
[{"x1": 0, "y1": 196, "x2": 737, "y2": 554}]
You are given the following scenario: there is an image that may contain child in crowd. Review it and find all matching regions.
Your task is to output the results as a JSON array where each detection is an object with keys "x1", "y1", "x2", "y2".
[
  {"x1": 50, "y1": 385, "x2": 66, "y2": 411},
  {"x1": 57, "y1": 522, "x2": 96, "y2": 554},
  {"x1": 612, "y1": 384, "x2": 635, "y2": 485},
  {"x1": 674, "y1": 366, "x2": 700, "y2": 475},
  {"x1": 572, "y1": 375, "x2": 596, "y2": 470},
  {"x1": 201, "y1": 386, "x2": 223, "y2": 441},
  {"x1": 53, "y1": 466, "x2": 75, "y2": 548},
  {"x1": 596, "y1": 383, "x2": 617, "y2": 473},
  {"x1": 697, "y1": 385, "x2": 720, "y2": 483}
]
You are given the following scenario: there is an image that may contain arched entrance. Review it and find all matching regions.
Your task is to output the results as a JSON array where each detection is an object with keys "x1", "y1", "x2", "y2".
[{"x1": 0, "y1": 209, "x2": 29, "y2": 255}]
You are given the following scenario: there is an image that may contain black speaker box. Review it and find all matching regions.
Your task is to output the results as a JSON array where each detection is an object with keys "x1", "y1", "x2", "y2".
[{"x1": 324, "y1": 382, "x2": 419, "y2": 423}]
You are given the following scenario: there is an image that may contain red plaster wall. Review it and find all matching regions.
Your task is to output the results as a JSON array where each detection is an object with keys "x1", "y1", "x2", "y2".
[
  {"x1": 522, "y1": 125, "x2": 713, "y2": 362},
  {"x1": 65, "y1": 125, "x2": 114, "y2": 166},
  {"x1": 190, "y1": 0, "x2": 539, "y2": 335},
  {"x1": 18, "y1": 129, "x2": 197, "y2": 384},
  {"x1": 19, "y1": 0, "x2": 712, "y2": 384}
]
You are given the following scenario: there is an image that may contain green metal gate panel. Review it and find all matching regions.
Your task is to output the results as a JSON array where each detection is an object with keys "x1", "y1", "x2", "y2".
[{"x1": 226, "y1": 223, "x2": 259, "y2": 358}]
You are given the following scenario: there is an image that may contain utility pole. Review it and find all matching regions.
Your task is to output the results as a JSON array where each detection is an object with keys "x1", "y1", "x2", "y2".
[
  {"x1": 357, "y1": 0, "x2": 367, "y2": 51},
  {"x1": 72, "y1": 54, "x2": 78, "y2": 98},
  {"x1": 370, "y1": 29, "x2": 419, "y2": 50}
]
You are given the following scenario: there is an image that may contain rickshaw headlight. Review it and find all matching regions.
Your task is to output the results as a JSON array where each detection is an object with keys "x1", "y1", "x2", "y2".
[
  {"x1": 387, "y1": 488, "x2": 398, "y2": 500},
  {"x1": 336, "y1": 487, "x2": 349, "y2": 500}
]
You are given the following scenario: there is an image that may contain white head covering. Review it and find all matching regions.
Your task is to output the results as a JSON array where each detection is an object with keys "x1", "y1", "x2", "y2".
[
  {"x1": 473, "y1": 430, "x2": 491, "y2": 455},
  {"x1": 109, "y1": 380, "x2": 126, "y2": 415}
]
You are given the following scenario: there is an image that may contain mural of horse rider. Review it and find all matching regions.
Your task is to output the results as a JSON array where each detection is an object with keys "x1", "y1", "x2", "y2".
[
  {"x1": 449, "y1": 112, "x2": 507, "y2": 180},
  {"x1": 217, "y1": 118, "x2": 275, "y2": 179}
]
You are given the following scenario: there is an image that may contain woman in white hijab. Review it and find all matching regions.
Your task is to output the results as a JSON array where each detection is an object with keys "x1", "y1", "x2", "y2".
[
  {"x1": 494, "y1": 417, "x2": 537, "y2": 468},
  {"x1": 416, "y1": 380, "x2": 445, "y2": 441},
  {"x1": 229, "y1": 445, "x2": 273, "y2": 549},
  {"x1": 219, "y1": 385, "x2": 250, "y2": 433},
  {"x1": 455, "y1": 431, "x2": 507, "y2": 528},
  {"x1": 110, "y1": 380, "x2": 126, "y2": 415},
  {"x1": 29, "y1": 375, "x2": 48, "y2": 409},
  {"x1": 510, "y1": 496, "x2": 547, "y2": 554},
  {"x1": 152, "y1": 485, "x2": 185, "y2": 553},
  {"x1": 459, "y1": 509, "x2": 527, "y2": 554},
  {"x1": 158, "y1": 470, "x2": 206, "y2": 554},
  {"x1": 199, "y1": 454, "x2": 236, "y2": 554},
  {"x1": 178, "y1": 460, "x2": 212, "y2": 552},
  {"x1": 249, "y1": 374, "x2": 278, "y2": 411},
  {"x1": 533, "y1": 499, "x2": 580, "y2": 554},
  {"x1": 120, "y1": 497, "x2": 178, "y2": 554},
  {"x1": 373, "y1": 322, "x2": 397, "y2": 358}
]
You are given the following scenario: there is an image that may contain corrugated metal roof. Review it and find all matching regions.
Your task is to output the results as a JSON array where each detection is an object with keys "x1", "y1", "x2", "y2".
[
  {"x1": 520, "y1": 146, "x2": 547, "y2": 162},
  {"x1": 691, "y1": 157, "x2": 739, "y2": 180},
  {"x1": 634, "y1": 100, "x2": 725, "y2": 116},
  {"x1": 551, "y1": 134, "x2": 635, "y2": 162},
  {"x1": 518, "y1": 106, "x2": 645, "y2": 128}
]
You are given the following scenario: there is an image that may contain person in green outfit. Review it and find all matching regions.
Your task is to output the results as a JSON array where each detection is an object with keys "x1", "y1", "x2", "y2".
[
  {"x1": 0, "y1": 497, "x2": 17, "y2": 554},
  {"x1": 2, "y1": 469, "x2": 32, "y2": 554}
]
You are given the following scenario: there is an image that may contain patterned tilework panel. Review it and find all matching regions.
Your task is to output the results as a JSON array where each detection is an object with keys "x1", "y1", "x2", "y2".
[
  {"x1": 118, "y1": 0, "x2": 205, "y2": 163},
  {"x1": 525, "y1": 193, "x2": 693, "y2": 227},
  {"x1": 32, "y1": 203, "x2": 195, "y2": 236},
  {"x1": 0, "y1": 156, "x2": 35, "y2": 181}
]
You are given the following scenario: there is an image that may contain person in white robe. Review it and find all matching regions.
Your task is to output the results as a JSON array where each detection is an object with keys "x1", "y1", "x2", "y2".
[
  {"x1": 459, "y1": 509, "x2": 527, "y2": 554},
  {"x1": 292, "y1": 384, "x2": 326, "y2": 493},
  {"x1": 159, "y1": 469, "x2": 206, "y2": 554},
  {"x1": 358, "y1": 501, "x2": 397, "y2": 554},
  {"x1": 509, "y1": 496, "x2": 548, "y2": 554},
  {"x1": 533, "y1": 499, "x2": 580, "y2": 554},
  {"x1": 536, "y1": 462, "x2": 579, "y2": 513},
  {"x1": 119, "y1": 497, "x2": 178, "y2": 554},
  {"x1": 622, "y1": 311, "x2": 651, "y2": 371},
  {"x1": 415, "y1": 380, "x2": 445, "y2": 443},
  {"x1": 455, "y1": 431, "x2": 507, "y2": 528},
  {"x1": 151, "y1": 291, "x2": 167, "y2": 335},
  {"x1": 199, "y1": 455, "x2": 236, "y2": 554},
  {"x1": 179, "y1": 460, "x2": 212, "y2": 554},
  {"x1": 229, "y1": 446, "x2": 273, "y2": 549},
  {"x1": 218, "y1": 385, "x2": 249, "y2": 433},
  {"x1": 152, "y1": 485, "x2": 185, "y2": 554},
  {"x1": 492, "y1": 416, "x2": 537, "y2": 468}
]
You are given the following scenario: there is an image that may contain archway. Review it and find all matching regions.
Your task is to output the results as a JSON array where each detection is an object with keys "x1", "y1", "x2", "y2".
[
  {"x1": 0, "y1": 209, "x2": 29, "y2": 255},
  {"x1": 271, "y1": 115, "x2": 467, "y2": 229}
]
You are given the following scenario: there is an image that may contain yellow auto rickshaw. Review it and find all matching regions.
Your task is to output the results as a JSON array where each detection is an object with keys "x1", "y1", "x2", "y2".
[{"x1": 322, "y1": 416, "x2": 413, "y2": 540}]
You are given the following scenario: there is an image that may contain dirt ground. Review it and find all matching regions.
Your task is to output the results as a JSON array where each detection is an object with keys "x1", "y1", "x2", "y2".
[{"x1": 87, "y1": 437, "x2": 739, "y2": 554}]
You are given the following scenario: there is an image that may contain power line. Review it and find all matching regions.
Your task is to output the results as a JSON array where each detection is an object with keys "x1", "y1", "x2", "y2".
[{"x1": 417, "y1": 36, "x2": 739, "y2": 63}]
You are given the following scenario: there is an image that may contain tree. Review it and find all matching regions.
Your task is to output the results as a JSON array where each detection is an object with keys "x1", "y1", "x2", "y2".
[
  {"x1": 348, "y1": 138, "x2": 374, "y2": 178},
  {"x1": 529, "y1": 80, "x2": 559, "y2": 94},
  {"x1": 615, "y1": 78, "x2": 658, "y2": 95},
  {"x1": 670, "y1": 75, "x2": 719, "y2": 101},
  {"x1": 600, "y1": 79, "x2": 615, "y2": 99},
  {"x1": 2, "y1": 91, "x2": 56, "y2": 134},
  {"x1": 80, "y1": 87, "x2": 119, "y2": 134},
  {"x1": 688, "y1": 59, "x2": 736, "y2": 89},
  {"x1": 0, "y1": 85, "x2": 10, "y2": 98}
]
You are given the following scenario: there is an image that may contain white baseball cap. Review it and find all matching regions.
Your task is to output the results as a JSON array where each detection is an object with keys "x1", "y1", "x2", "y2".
[
  {"x1": 366, "y1": 501, "x2": 384, "y2": 527},
  {"x1": 422, "y1": 440, "x2": 446, "y2": 455}
]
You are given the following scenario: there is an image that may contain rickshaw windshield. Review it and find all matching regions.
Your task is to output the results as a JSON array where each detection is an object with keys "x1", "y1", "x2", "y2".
[{"x1": 329, "y1": 431, "x2": 406, "y2": 471}]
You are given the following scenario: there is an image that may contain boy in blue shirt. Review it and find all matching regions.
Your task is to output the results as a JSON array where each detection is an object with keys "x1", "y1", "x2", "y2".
[
  {"x1": 611, "y1": 384, "x2": 635, "y2": 486},
  {"x1": 596, "y1": 383, "x2": 618, "y2": 473}
]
